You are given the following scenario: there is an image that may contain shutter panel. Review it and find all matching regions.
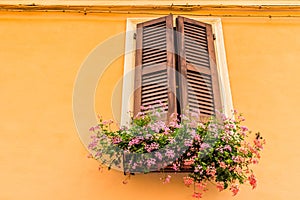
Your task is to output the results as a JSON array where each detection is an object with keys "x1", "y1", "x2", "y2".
[
  {"x1": 176, "y1": 16, "x2": 222, "y2": 119},
  {"x1": 134, "y1": 15, "x2": 177, "y2": 122}
]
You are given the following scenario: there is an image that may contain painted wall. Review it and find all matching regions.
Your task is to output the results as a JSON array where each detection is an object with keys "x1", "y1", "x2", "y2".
[
  {"x1": 1, "y1": 10, "x2": 299, "y2": 200},
  {"x1": 0, "y1": 0, "x2": 299, "y2": 6}
]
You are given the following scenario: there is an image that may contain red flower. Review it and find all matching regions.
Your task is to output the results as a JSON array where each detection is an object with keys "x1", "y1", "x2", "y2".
[
  {"x1": 251, "y1": 158, "x2": 259, "y2": 164},
  {"x1": 192, "y1": 192, "x2": 202, "y2": 199},
  {"x1": 184, "y1": 159, "x2": 194, "y2": 166},
  {"x1": 254, "y1": 138, "x2": 265, "y2": 149},
  {"x1": 195, "y1": 182, "x2": 207, "y2": 191},
  {"x1": 183, "y1": 177, "x2": 194, "y2": 187},
  {"x1": 216, "y1": 182, "x2": 224, "y2": 192},
  {"x1": 230, "y1": 185, "x2": 239, "y2": 196},
  {"x1": 206, "y1": 167, "x2": 216, "y2": 176},
  {"x1": 248, "y1": 174, "x2": 257, "y2": 189}
]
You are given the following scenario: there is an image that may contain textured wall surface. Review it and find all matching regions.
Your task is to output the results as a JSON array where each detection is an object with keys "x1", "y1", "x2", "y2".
[
  {"x1": 0, "y1": 0, "x2": 299, "y2": 5},
  {"x1": 0, "y1": 10, "x2": 299, "y2": 200}
]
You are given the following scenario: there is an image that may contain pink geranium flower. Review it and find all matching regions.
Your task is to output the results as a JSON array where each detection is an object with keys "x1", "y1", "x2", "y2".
[
  {"x1": 184, "y1": 159, "x2": 194, "y2": 166},
  {"x1": 112, "y1": 137, "x2": 122, "y2": 144},
  {"x1": 219, "y1": 161, "x2": 226, "y2": 169},
  {"x1": 163, "y1": 175, "x2": 171, "y2": 184},
  {"x1": 240, "y1": 125, "x2": 248, "y2": 132},
  {"x1": 216, "y1": 182, "x2": 224, "y2": 192},
  {"x1": 254, "y1": 139, "x2": 265, "y2": 149},
  {"x1": 165, "y1": 149, "x2": 175, "y2": 159},
  {"x1": 172, "y1": 163, "x2": 179, "y2": 171},
  {"x1": 89, "y1": 125, "x2": 99, "y2": 132}
]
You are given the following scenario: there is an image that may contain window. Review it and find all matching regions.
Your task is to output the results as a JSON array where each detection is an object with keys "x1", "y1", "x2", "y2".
[{"x1": 121, "y1": 15, "x2": 233, "y2": 125}]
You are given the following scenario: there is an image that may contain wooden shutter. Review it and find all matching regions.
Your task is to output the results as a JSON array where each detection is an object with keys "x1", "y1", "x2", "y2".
[
  {"x1": 134, "y1": 15, "x2": 177, "y2": 122},
  {"x1": 176, "y1": 16, "x2": 222, "y2": 119}
]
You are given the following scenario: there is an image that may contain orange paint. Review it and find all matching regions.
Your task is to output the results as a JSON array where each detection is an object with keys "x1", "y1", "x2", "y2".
[{"x1": 0, "y1": 10, "x2": 299, "y2": 200}]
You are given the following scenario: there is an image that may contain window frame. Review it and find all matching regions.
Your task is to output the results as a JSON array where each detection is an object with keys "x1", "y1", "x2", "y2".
[{"x1": 121, "y1": 17, "x2": 233, "y2": 126}]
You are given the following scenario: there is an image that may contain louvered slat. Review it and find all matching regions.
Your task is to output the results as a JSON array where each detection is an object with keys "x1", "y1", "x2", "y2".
[
  {"x1": 187, "y1": 70, "x2": 215, "y2": 116},
  {"x1": 142, "y1": 73, "x2": 167, "y2": 84},
  {"x1": 142, "y1": 21, "x2": 167, "y2": 68},
  {"x1": 184, "y1": 22, "x2": 210, "y2": 69},
  {"x1": 134, "y1": 15, "x2": 177, "y2": 122},
  {"x1": 176, "y1": 16, "x2": 222, "y2": 119},
  {"x1": 141, "y1": 69, "x2": 168, "y2": 112}
]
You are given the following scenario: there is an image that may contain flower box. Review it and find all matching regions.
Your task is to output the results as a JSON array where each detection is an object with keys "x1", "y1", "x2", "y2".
[{"x1": 88, "y1": 109, "x2": 265, "y2": 198}]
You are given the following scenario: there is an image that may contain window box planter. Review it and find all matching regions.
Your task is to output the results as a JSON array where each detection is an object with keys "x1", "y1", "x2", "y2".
[{"x1": 88, "y1": 108, "x2": 265, "y2": 198}]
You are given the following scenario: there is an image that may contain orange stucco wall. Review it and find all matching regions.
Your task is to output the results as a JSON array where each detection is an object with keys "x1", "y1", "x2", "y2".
[{"x1": 1, "y1": 10, "x2": 299, "y2": 200}]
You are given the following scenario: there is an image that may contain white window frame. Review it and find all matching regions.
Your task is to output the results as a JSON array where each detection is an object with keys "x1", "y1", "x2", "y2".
[{"x1": 121, "y1": 17, "x2": 233, "y2": 126}]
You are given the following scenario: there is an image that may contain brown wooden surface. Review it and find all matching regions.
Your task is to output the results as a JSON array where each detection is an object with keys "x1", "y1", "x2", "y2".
[
  {"x1": 133, "y1": 22, "x2": 143, "y2": 117},
  {"x1": 206, "y1": 23, "x2": 222, "y2": 114},
  {"x1": 176, "y1": 16, "x2": 188, "y2": 114},
  {"x1": 176, "y1": 16, "x2": 222, "y2": 118},
  {"x1": 134, "y1": 15, "x2": 177, "y2": 122},
  {"x1": 166, "y1": 14, "x2": 177, "y2": 123}
]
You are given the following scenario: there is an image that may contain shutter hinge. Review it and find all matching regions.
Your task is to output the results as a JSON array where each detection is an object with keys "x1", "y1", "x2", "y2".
[
  {"x1": 133, "y1": 33, "x2": 137, "y2": 40},
  {"x1": 213, "y1": 33, "x2": 216, "y2": 40}
]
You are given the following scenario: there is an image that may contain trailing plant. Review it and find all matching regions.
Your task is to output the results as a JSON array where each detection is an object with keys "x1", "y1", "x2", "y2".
[{"x1": 88, "y1": 104, "x2": 265, "y2": 198}]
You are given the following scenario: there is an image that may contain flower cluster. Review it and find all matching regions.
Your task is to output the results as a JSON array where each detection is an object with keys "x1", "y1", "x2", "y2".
[{"x1": 88, "y1": 106, "x2": 265, "y2": 198}]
